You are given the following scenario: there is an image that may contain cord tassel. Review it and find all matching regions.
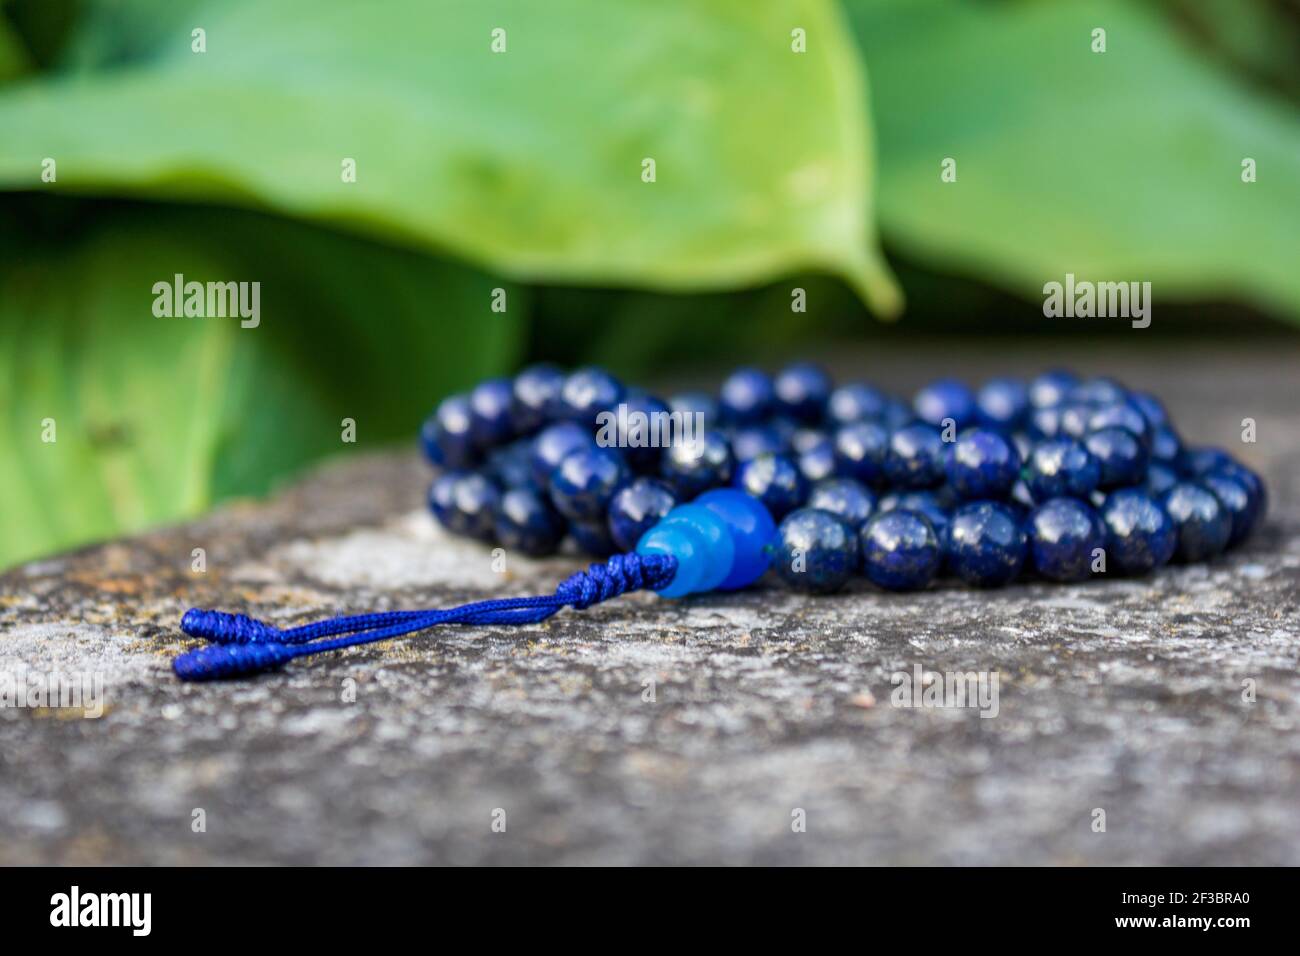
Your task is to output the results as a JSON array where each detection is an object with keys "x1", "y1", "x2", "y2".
[{"x1": 172, "y1": 552, "x2": 677, "y2": 681}]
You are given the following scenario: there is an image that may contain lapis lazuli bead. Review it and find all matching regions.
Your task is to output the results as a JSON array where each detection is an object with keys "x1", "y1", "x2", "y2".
[
  {"x1": 807, "y1": 478, "x2": 876, "y2": 531},
  {"x1": 1179, "y1": 446, "x2": 1234, "y2": 478},
  {"x1": 771, "y1": 508, "x2": 859, "y2": 594},
  {"x1": 696, "y1": 488, "x2": 776, "y2": 590},
  {"x1": 1213, "y1": 462, "x2": 1266, "y2": 532},
  {"x1": 828, "y1": 383, "x2": 888, "y2": 425},
  {"x1": 1099, "y1": 489, "x2": 1176, "y2": 575},
  {"x1": 431, "y1": 393, "x2": 477, "y2": 469},
  {"x1": 878, "y1": 489, "x2": 952, "y2": 542},
  {"x1": 658, "y1": 504, "x2": 737, "y2": 593},
  {"x1": 569, "y1": 518, "x2": 618, "y2": 556},
  {"x1": 484, "y1": 439, "x2": 537, "y2": 490},
  {"x1": 1086, "y1": 401, "x2": 1151, "y2": 449},
  {"x1": 1128, "y1": 391, "x2": 1169, "y2": 429},
  {"x1": 668, "y1": 391, "x2": 720, "y2": 430},
  {"x1": 719, "y1": 367, "x2": 775, "y2": 424},
  {"x1": 1150, "y1": 425, "x2": 1182, "y2": 464},
  {"x1": 1161, "y1": 481, "x2": 1232, "y2": 562},
  {"x1": 947, "y1": 501, "x2": 1027, "y2": 587},
  {"x1": 428, "y1": 471, "x2": 499, "y2": 541},
  {"x1": 660, "y1": 429, "x2": 734, "y2": 499},
  {"x1": 773, "y1": 362, "x2": 832, "y2": 424},
  {"x1": 530, "y1": 421, "x2": 595, "y2": 488},
  {"x1": 885, "y1": 423, "x2": 946, "y2": 489},
  {"x1": 860, "y1": 510, "x2": 941, "y2": 591},
  {"x1": 1027, "y1": 497, "x2": 1105, "y2": 582},
  {"x1": 469, "y1": 378, "x2": 516, "y2": 449},
  {"x1": 945, "y1": 428, "x2": 1021, "y2": 500},
  {"x1": 608, "y1": 477, "x2": 678, "y2": 553},
  {"x1": 1025, "y1": 438, "x2": 1101, "y2": 500},
  {"x1": 549, "y1": 446, "x2": 629, "y2": 522},
  {"x1": 1028, "y1": 369, "x2": 1077, "y2": 409},
  {"x1": 733, "y1": 453, "x2": 807, "y2": 520},
  {"x1": 511, "y1": 363, "x2": 566, "y2": 434},
  {"x1": 558, "y1": 366, "x2": 625, "y2": 428},
  {"x1": 796, "y1": 437, "x2": 837, "y2": 484},
  {"x1": 1084, "y1": 426, "x2": 1149, "y2": 489},
  {"x1": 975, "y1": 378, "x2": 1029, "y2": 431},
  {"x1": 833, "y1": 421, "x2": 890, "y2": 486},
  {"x1": 1146, "y1": 462, "x2": 1179, "y2": 497},
  {"x1": 419, "y1": 413, "x2": 445, "y2": 468},
  {"x1": 1069, "y1": 376, "x2": 1128, "y2": 407},
  {"x1": 494, "y1": 487, "x2": 565, "y2": 556},
  {"x1": 913, "y1": 379, "x2": 977, "y2": 430},
  {"x1": 611, "y1": 390, "x2": 672, "y2": 472},
  {"x1": 1199, "y1": 471, "x2": 1253, "y2": 546},
  {"x1": 729, "y1": 424, "x2": 787, "y2": 462}
]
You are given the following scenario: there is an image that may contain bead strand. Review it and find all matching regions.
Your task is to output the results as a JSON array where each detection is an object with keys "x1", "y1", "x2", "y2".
[{"x1": 421, "y1": 364, "x2": 1266, "y2": 595}]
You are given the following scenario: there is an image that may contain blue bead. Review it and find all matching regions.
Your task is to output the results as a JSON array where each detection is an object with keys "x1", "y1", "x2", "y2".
[
  {"x1": 1146, "y1": 461, "x2": 1179, "y2": 496},
  {"x1": 636, "y1": 522, "x2": 711, "y2": 597},
  {"x1": 1200, "y1": 471, "x2": 1253, "y2": 546},
  {"x1": 419, "y1": 413, "x2": 445, "y2": 468},
  {"x1": 428, "y1": 471, "x2": 499, "y2": 541},
  {"x1": 1025, "y1": 438, "x2": 1100, "y2": 500},
  {"x1": 729, "y1": 424, "x2": 787, "y2": 462},
  {"x1": 807, "y1": 478, "x2": 876, "y2": 530},
  {"x1": 659, "y1": 504, "x2": 736, "y2": 593},
  {"x1": 1086, "y1": 401, "x2": 1151, "y2": 449},
  {"x1": 885, "y1": 423, "x2": 947, "y2": 489},
  {"x1": 558, "y1": 366, "x2": 625, "y2": 428},
  {"x1": 605, "y1": 390, "x2": 671, "y2": 472},
  {"x1": 1213, "y1": 462, "x2": 1267, "y2": 532},
  {"x1": 796, "y1": 437, "x2": 837, "y2": 484},
  {"x1": 1068, "y1": 376, "x2": 1128, "y2": 406},
  {"x1": 945, "y1": 428, "x2": 1021, "y2": 499},
  {"x1": 773, "y1": 362, "x2": 832, "y2": 424},
  {"x1": 549, "y1": 446, "x2": 629, "y2": 522},
  {"x1": 1027, "y1": 497, "x2": 1105, "y2": 582},
  {"x1": 1179, "y1": 446, "x2": 1234, "y2": 477},
  {"x1": 667, "y1": 392, "x2": 720, "y2": 430},
  {"x1": 1084, "y1": 426, "x2": 1149, "y2": 489},
  {"x1": 484, "y1": 439, "x2": 538, "y2": 490},
  {"x1": 833, "y1": 422, "x2": 890, "y2": 486},
  {"x1": 913, "y1": 379, "x2": 977, "y2": 430},
  {"x1": 975, "y1": 378, "x2": 1029, "y2": 430},
  {"x1": 530, "y1": 422, "x2": 595, "y2": 487},
  {"x1": 771, "y1": 508, "x2": 859, "y2": 594},
  {"x1": 1028, "y1": 369, "x2": 1077, "y2": 409},
  {"x1": 719, "y1": 367, "x2": 775, "y2": 423},
  {"x1": 696, "y1": 488, "x2": 777, "y2": 590},
  {"x1": 878, "y1": 489, "x2": 951, "y2": 542},
  {"x1": 511, "y1": 363, "x2": 566, "y2": 434},
  {"x1": 659, "y1": 429, "x2": 734, "y2": 499},
  {"x1": 1150, "y1": 425, "x2": 1182, "y2": 464},
  {"x1": 431, "y1": 393, "x2": 477, "y2": 468},
  {"x1": 733, "y1": 453, "x2": 807, "y2": 519},
  {"x1": 790, "y1": 426, "x2": 831, "y2": 455},
  {"x1": 947, "y1": 502, "x2": 1027, "y2": 587},
  {"x1": 1055, "y1": 401, "x2": 1096, "y2": 440},
  {"x1": 608, "y1": 478, "x2": 678, "y2": 552},
  {"x1": 828, "y1": 383, "x2": 889, "y2": 425},
  {"x1": 860, "y1": 510, "x2": 941, "y2": 591},
  {"x1": 569, "y1": 518, "x2": 618, "y2": 556},
  {"x1": 494, "y1": 487, "x2": 564, "y2": 556},
  {"x1": 1128, "y1": 391, "x2": 1169, "y2": 429},
  {"x1": 468, "y1": 378, "x2": 516, "y2": 449},
  {"x1": 1100, "y1": 489, "x2": 1176, "y2": 575},
  {"x1": 882, "y1": 399, "x2": 916, "y2": 430},
  {"x1": 1161, "y1": 481, "x2": 1232, "y2": 562}
]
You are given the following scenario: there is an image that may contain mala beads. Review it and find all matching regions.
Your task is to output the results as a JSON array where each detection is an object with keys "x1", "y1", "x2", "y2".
[
  {"x1": 421, "y1": 363, "x2": 1266, "y2": 594},
  {"x1": 169, "y1": 362, "x2": 1266, "y2": 681}
]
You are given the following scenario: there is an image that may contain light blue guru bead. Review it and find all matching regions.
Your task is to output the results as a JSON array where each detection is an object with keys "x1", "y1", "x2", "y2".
[
  {"x1": 658, "y1": 504, "x2": 736, "y2": 593},
  {"x1": 636, "y1": 521, "x2": 713, "y2": 598},
  {"x1": 696, "y1": 488, "x2": 776, "y2": 590}
]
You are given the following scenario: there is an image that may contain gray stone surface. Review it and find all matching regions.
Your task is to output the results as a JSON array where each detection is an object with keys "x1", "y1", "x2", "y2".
[{"x1": 2, "y1": 342, "x2": 1298, "y2": 865}]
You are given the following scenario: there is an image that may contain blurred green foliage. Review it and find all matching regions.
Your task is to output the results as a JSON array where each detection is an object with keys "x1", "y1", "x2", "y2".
[{"x1": 0, "y1": 0, "x2": 1297, "y2": 567}]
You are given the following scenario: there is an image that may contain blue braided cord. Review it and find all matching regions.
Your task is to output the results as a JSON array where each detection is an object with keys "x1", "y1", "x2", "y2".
[{"x1": 173, "y1": 552, "x2": 677, "y2": 681}]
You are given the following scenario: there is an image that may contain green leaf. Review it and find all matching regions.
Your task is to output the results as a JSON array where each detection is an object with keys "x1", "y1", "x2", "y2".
[
  {"x1": 0, "y1": 0, "x2": 898, "y2": 314},
  {"x1": 846, "y1": 0, "x2": 1300, "y2": 319},
  {"x1": 0, "y1": 203, "x2": 523, "y2": 569}
]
